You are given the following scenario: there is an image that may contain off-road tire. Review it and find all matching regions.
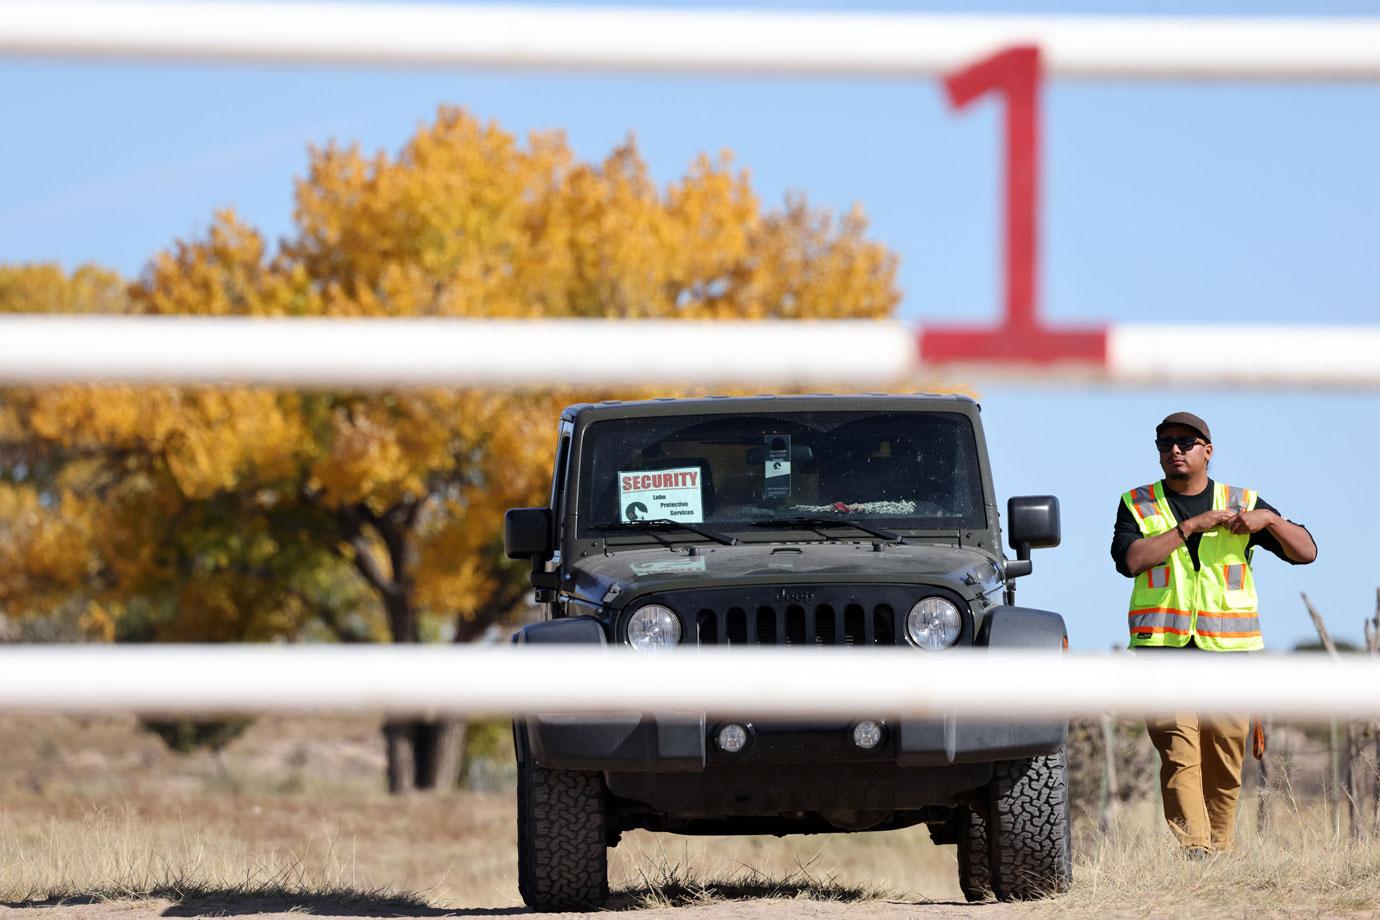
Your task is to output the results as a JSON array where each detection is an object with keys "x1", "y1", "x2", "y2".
[
  {"x1": 956, "y1": 805, "x2": 994, "y2": 902},
  {"x1": 987, "y1": 751, "x2": 1072, "y2": 901},
  {"x1": 516, "y1": 735, "x2": 609, "y2": 912}
]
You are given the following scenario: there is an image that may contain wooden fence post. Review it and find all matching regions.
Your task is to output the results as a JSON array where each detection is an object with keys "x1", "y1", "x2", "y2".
[
  {"x1": 1304, "y1": 592, "x2": 1359, "y2": 839},
  {"x1": 1368, "y1": 589, "x2": 1380, "y2": 837},
  {"x1": 1100, "y1": 712, "x2": 1119, "y2": 836},
  {"x1": 1257, "y1": 714, "x2": 1271, "y2": 834}
]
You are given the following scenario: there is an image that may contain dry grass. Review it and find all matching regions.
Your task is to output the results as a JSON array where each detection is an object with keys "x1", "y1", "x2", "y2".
[
  {"x1": 1033, "y1": 798, "x2": 1380, "y2": 920},
  {"x1": 0, "y1": 714, "x2": 958, "y2": 911},
  {"x1": 2, "y1": 798, "x2": 423, "y2": 906},
  {"x1": 0, "y1": 713, "x2": 521, "y2": 908},
  {"x1": 3, "y1": 713, "x2": 1380, "y2": 917},
  {"x1": 0, "y1": 795, "x2": 956, "y2": 910}
]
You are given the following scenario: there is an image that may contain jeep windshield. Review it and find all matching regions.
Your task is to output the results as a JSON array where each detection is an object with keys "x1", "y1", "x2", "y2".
[{"x1": 577, "y1": 410, "x2": 986, "y2": 538}]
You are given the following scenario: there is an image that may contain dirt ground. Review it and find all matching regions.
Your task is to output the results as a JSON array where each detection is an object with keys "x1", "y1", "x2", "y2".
[
  {"x1": 3, "y1": 890, "x2": 1369, "y2": 920},
  {"x1": 0, "y1": 899, "x2": 1043, "y2": 920}
]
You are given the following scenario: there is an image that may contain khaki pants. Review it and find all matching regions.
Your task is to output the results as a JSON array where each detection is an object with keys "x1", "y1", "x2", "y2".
[{"x1": 1146, "y1": 712, "x2": 1249, "y2": 851}]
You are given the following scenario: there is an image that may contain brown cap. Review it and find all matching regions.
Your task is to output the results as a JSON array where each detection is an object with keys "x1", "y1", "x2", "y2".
[{"x1": 1156, "y1": 411, "x2": 1211, "y2": 443}]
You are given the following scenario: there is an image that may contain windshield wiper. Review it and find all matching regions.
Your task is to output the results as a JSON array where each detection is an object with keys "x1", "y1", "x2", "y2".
[
  {"x1": 751, "y1": 517, "x2": 906, "y2": 544},
  {"x1": 600, "y1": 519, "x2": 738, "y2": 546}
]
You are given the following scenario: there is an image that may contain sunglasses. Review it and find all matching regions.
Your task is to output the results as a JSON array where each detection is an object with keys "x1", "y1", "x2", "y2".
[{"x1": 1155, "y1": 436, "x2": 1204, "y2": 453}]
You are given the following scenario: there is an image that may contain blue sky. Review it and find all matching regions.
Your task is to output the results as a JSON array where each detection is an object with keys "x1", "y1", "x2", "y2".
[{"x1": 1, "y1": 0, "x2": 1376, "y2": 649}]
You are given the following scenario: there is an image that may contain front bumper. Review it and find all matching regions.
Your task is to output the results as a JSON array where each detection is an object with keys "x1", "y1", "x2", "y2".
[
  {"x1": 526, "y1": 711, "x2": 1065, "y2": 772},
  {"x1": 525, "y1": 712, "x2": 1064, "y2": 817}
]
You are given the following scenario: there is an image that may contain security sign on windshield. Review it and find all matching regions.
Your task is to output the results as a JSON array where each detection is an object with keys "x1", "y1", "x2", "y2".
[{"x1": 618, "y1": 466, "x2": 705, "y2": 524}]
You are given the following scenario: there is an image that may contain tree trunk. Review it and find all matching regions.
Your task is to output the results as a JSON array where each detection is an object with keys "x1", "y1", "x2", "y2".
[
  {"x1": 384, "y1": 719, "x2": 417, "y2": 794},
  {"x1": 413, "y1": 719, "x2": 468, "y2": 790},
  {"x1": 392, "y1": 582, "x2": 529, "y2": 793},
  {"x1": 380, "y1": 552, "x2": 426, "y2": 794},
  {"x1": 345, "y1": 502, "x2": 526, "y2": 796},
  {"x1": 383, "y1": 718, "x2": 469, "y2": 793}
]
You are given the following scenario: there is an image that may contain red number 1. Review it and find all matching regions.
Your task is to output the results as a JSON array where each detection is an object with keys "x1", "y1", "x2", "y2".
[{"x1": 921, "y1": 46, "x2": 1106, "y2": 367}]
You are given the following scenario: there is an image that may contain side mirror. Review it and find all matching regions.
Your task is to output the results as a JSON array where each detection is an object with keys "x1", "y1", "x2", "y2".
[
  {"x1": 1006, "y1": 495, "x2": 1060, "y2": 578},
  {"x1": 504, "y1": 507, "x2": 554, "y2": 561}
]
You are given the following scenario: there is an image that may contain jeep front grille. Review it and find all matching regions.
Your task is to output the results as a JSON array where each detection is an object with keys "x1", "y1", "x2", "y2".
[
  {"x1": 694, "y1": 603, "x2": 895, "y2": 647},
  {"x1": 628, "y1": 585, "x2": 923, "y2": 648}
]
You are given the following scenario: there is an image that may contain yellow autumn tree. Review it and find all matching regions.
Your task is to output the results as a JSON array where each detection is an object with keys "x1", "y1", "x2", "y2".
[{"x1": 0, "y1": 107, "x2": 899, "y2": 791}]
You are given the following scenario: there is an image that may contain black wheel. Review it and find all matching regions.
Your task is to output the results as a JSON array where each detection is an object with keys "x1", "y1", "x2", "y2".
[
  {"x1": 987, "y1": 751, "x2": 1072, "y2": 901},
  {"x1": 956, "y1": 805, "x2": 994, "y2": 902},
  {"x1": 516, "y1": 731, "x2": 609, "y2": 912}
]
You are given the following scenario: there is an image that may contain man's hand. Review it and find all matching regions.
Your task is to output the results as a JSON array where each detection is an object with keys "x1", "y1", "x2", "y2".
[
  {"x1": 1227, "y1": 509, "x2": 1278, "y2": 535},
  {"x1": 1183, "y1": 509, "x2": 1235, "y2": 535}
]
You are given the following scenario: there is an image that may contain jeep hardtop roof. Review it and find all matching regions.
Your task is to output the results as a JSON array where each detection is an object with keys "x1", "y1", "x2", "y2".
[{"x1": 560, "y1": 393, "x2": 979, "y2": 424}]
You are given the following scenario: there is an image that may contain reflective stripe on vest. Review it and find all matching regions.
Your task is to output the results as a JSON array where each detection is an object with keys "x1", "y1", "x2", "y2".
[
  {"x1": 1195, "y1": 615, "x2": 1264, "y2": 638},
  {"x1": 1227, "y1": 485, "x2": 1247, "y2": 513},
  {"x1": 1129, "y1": 484, "x2": 1159, "y2": 523},
  {"x1": 1128, "y1": 609, "x2": 1193, "y2": 634},
  {"x1": 1121, "y1": 481, "x2": 1263, "y2": 652}
]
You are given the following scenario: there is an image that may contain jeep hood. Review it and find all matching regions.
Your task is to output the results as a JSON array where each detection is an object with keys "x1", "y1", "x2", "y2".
[{"x1": 565, "y1": 541, "x2": 1003, "y2": 606}]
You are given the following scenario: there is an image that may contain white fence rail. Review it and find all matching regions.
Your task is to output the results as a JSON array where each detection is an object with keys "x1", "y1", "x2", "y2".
[
  {"x1": 0, "y1": 316, "x2": 914, "y2": 388},
  {"x1": 4, "y1": 316, "x2": 1380, "y2": 388},
  {"x1": 0, "y1": 646, "x2": 1376, "y2": 720},
  {"x1": 1108, "y1": 325, "x2": 1380, "y2": 389},
  {"x1": 4, "y1": 2, "x2": 1380, "y2": 81}
]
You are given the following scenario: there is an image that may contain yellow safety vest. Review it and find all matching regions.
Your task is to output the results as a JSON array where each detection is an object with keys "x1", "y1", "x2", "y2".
[{"x1": 1121, "y1": 481, "x2": 1263, "y2": 652}]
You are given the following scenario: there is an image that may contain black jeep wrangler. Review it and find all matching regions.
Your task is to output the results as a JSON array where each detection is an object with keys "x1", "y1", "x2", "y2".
[{"x1": 504, "y1": 395, "x2": 1068, "y2": 911}]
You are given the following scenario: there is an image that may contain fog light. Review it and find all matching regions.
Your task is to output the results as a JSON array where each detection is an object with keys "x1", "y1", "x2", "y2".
[
  {"x1": 716, "y1": 723, "x2": 748, "y2": 753},
  {"x1": 852, "y1": 720, "x2": 883, "y2": 750}
]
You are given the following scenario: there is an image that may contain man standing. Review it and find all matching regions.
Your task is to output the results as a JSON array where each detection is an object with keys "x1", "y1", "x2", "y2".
[{"x1": 1111, "y1": 411, "x2": 1316, "y2": 856}]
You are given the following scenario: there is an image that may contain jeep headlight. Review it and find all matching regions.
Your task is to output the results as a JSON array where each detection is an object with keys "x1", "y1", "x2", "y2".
[
  {"x1": 906, "y1": 597, "x2": 962, "y2": 650},
  {"x1": 626, "y1": 604, "x2": 682, "y2": 652}
]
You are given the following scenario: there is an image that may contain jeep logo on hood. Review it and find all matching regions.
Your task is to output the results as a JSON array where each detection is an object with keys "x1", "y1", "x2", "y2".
[{"x1": 775, "y1": 588, "x2": 815, "y2": 603}]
